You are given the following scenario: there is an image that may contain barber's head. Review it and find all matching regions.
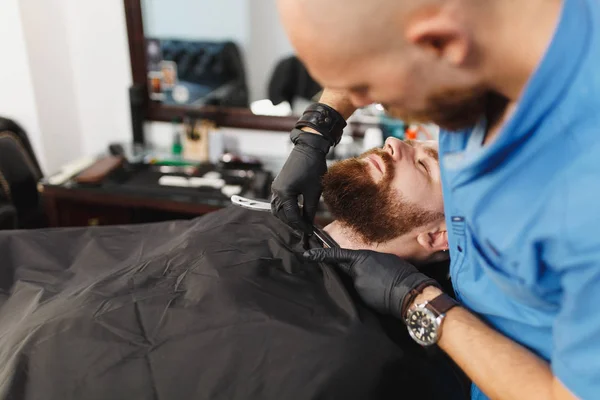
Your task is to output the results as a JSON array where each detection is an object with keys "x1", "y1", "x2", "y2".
[
  {"x1": 323, "y1": 138, "x2": 447, "y2": 263},
  {"x1": 277, "y1": 0, "x2": 501, "y2": 131}
]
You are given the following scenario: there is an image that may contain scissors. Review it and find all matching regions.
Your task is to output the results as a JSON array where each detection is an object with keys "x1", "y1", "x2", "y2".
[{"x1": 231, "y1": 195, "x2": 337, "y2": 249}]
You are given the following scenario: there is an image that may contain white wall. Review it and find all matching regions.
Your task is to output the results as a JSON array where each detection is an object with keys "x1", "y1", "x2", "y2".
[
  {"x1": 18, "y1": 0, "x2": 85, "y2": 173},
  {"x1": 62, "y1": 0, "x2": 133, "y2": 159},
  {"x1": 0, "y1": 0, "x2": 133, "y2": 174},
  {"x1": 0, "y1": 0, "x2": 46, "y2": 171}
]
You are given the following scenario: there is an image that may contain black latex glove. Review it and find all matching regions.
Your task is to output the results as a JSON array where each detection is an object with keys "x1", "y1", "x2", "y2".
[
  {"x1": 271, "y1": 132, "x2": 330, "y2": 235},
  {"x1": 304, "y1": 248, "x2": 440, "y2": 320}
]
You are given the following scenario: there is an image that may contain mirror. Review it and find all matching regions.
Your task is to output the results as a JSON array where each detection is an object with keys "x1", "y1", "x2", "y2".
[{"x1": 140, "y1": 0, "x2": 321, "y2": 117}]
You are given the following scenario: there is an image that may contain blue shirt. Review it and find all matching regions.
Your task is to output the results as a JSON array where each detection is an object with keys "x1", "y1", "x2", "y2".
[{"x1": 439, "y1": 0, "x2": 600, "y2": 399}]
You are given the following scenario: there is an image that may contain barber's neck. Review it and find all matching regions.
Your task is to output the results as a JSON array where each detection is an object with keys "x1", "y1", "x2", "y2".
[
  {"x1": 473, "y1": 0, "x2": 560, "y2": 145},
  {"x1": 323, "y1": 220, "x2": 423, "y2": 262},
  {"x1": 480, "y1": 0, "x2": 562, "y2": 101}
]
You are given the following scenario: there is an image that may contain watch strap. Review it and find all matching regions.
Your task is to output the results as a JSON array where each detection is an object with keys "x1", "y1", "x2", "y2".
[
  {"x1": 427, "y1": 293, "x2": 459, "y2": 316},
  {"x1": 294, "y1": 103, "x2": 347, "y2": 147},
  {"x1": 400, "y1": 279, "x2": 441, "y2": 319}
]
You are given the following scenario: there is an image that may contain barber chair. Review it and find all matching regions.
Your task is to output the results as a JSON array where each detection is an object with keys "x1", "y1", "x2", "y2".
[
  {"x1": 0, "y1": 117, "x2": 46, "y2": 230},
  {"x1": 268, "y1": 56, "x2": 321, "y2": 107},
  {"x1": 160, "y1": 40, "x2": 249, "y2": 108}
]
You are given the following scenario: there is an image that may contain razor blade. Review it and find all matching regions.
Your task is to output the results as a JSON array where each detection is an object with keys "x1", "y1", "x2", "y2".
[{"x1": 230, "y1": 195, "x2": 336, "y2": 249}]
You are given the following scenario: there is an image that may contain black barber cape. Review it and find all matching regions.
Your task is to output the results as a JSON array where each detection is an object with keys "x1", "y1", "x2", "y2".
[{"x1": 0, "y1": 207, "x2": 466, "y2": 400}]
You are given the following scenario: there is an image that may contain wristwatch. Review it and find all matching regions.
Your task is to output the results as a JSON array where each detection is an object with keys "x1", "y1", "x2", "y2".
[{"x1": 405, "y1": 293, "x2": 458, "y2": 347}]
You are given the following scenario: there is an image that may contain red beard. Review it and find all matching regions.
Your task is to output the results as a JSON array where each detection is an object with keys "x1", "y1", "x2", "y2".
[{"x1": 322, "y1": 149, "x2": 442, "y2": 244}]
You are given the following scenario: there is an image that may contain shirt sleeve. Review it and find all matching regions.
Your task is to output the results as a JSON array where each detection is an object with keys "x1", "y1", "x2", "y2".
[{"x1": 550, "y1": 161, "x2": 600, "y2": 400}]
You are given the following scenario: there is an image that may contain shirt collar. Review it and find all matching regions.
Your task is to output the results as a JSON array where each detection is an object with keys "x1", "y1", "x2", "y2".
[{"x1": 448, "y1": 0, "x2": 592, "y2": 175}]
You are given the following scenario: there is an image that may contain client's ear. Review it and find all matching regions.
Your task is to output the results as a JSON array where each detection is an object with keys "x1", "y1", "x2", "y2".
[{"x1": 416, "y1": 229, "x2": 448, "y2": 254}]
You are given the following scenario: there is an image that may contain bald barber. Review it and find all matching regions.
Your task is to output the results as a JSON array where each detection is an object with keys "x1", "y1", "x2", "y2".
[{"x1": 270, "y1": 0, "x2": 600, "y2": 399}]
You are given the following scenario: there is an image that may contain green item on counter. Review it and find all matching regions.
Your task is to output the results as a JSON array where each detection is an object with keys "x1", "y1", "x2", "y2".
[
  {"x1": 172, "y1": 132, "x2": 183, "y2": 156},
  {"x1": 149, "y1": 158, "x2": 199, "y2": 167},
  {"x1": 172, "y1": 118, "x2": 184, "y2": 156}
]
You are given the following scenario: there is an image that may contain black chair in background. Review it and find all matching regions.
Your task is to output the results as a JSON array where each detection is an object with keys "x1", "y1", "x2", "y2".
[
  {"x1": 268, "y1": 55, "x2": 321, "y2": 107},
  {"x1": 160, "y1": 40, "x2": 249, "y2": 108},
  {"x1": 0, "y1": 117, "x2": 46, "y2": 230}
]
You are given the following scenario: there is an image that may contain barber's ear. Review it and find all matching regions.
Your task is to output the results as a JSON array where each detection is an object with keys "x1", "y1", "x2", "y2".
[
  {"x1": 405, "y1": 10, "x2": 470, "y2": 66},
  {"x1": 417, "y1": 230, "x2": 449, "y2": 253}
]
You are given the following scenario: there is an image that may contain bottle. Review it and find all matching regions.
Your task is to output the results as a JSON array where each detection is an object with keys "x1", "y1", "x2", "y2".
[
  {"x1": 184, "y1": 119, "x2": 213, "y2": 163},
  {"x1": 405, "y1": 124, "x2": 419, "y2": 141},
  {"x1": 363, "y1": 127, "x2": 384, "y2": 152},
  {"x1": 171, "y1": 119, "x2": 183, "y2": 157},
  {"x1": 209, "y1": 130, "x2": 225, "y2": 164}
]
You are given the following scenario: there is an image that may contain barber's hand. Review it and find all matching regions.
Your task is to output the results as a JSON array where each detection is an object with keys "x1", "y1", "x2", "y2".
[
  {"x1": 304, "y1": 248, "x2": 439, "y2": 319},
  {"x1": 271, "y1": 133, "x2": 329, "y2": 234}
]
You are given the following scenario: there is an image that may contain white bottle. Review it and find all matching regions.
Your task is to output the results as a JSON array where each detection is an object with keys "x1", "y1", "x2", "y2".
[{"x1": 363, "y1": 127, "x2": 384, "y2": 151}]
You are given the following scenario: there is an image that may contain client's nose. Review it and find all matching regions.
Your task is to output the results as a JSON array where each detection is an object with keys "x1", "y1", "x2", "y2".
[{"x1": 384, "y1": 137, "x2": 405, "y2": 162}]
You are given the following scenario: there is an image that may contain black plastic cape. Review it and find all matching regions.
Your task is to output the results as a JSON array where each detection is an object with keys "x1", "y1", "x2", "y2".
[{"x1": 0, "y1": 207, "x2": 466, "y2": 400}]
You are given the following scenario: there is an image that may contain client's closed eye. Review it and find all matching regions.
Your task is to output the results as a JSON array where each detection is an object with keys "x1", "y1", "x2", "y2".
[{"x1": 418, "y1": 160, "x2": 430, "y2": 175}]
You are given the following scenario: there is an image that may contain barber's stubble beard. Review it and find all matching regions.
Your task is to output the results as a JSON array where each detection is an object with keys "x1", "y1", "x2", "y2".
[
  {"x1": 384, "y1": 86, "x2": 507, "y2": 132},
  {"x1": 322, "y1": 149, "x2": 443, "y2": 245}
]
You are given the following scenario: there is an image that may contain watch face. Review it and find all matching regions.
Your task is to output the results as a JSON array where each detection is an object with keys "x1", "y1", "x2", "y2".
[{"x1": 406, "y1": 307, "x2": 439, "y2": 346}]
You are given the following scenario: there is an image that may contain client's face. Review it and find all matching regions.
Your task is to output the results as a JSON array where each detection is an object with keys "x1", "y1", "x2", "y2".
[{"x1": 322, "y1": 138, "x2": 444, "y2": 245}]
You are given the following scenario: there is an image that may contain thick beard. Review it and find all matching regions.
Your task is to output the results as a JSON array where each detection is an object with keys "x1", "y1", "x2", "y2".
[
  {"x1": 385, "y1": 87, "x2": 506, "y2": 132},
  {"x1": 322, "y1": 149, "x2": 443, "y2": 245}
]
